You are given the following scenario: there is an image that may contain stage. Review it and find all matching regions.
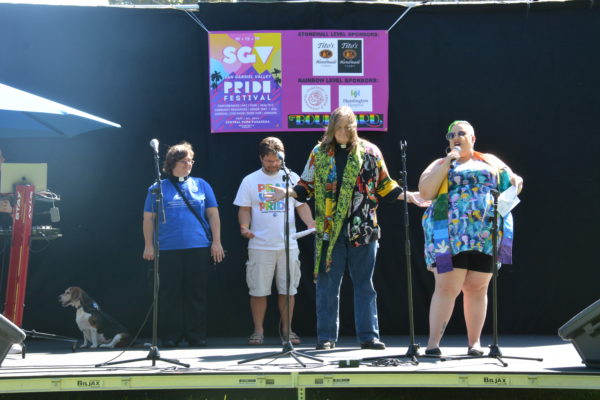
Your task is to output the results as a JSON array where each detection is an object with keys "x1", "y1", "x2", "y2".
[{"x1": 0, "y1": 335, "x2": 597, "y2": 399}]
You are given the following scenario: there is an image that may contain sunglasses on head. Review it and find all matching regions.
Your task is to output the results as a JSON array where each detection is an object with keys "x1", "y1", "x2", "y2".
[{"x1": 445, "y1": 131, "x2": 468, "y2": 140}]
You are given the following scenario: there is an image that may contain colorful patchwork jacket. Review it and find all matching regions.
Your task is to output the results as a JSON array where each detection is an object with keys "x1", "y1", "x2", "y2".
[{"x1": 295, "y1": 139, "x2": 401, "y2": 278}]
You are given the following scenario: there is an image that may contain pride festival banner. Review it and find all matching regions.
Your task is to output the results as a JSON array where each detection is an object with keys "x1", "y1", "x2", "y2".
[{"x1": 209, "y1": 30, "x2": 388, "y2": 133}]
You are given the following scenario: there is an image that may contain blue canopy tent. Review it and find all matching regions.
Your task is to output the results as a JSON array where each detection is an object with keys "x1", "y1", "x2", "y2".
[{"x1": 0, "y1": 82, "x2": 120, "y2": 138}]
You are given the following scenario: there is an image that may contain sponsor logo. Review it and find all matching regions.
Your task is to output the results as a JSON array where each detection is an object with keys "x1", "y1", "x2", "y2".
[
  {"x1": 288, "y1": 113, "x2": 383, "y2": 129},
  {"x1": 339, "y1": 85, "x2": 373, "y2": 112},
  {"x1": 355, "y1": 113, "x2": 383, "y2": 128},
  {"x1": 337, "y1": 39, "x2": 363, "y2": 75},
  {"x1": 342, "y1": 49, "x2": 357, "y2": 60},
  {"x1": 319, "y1": 49, "x2": 333, "y2": 59},
  {"x1": 302, "y1": 85, "x2": 331, "y2": 113},
  {"x1": 313, "y1": 39, "x2": 338, "y2": 76},
  {"x1": 288, "y1": 114, "x2": 330, "y2": 128},
  {"x1": 305, "y1": 87, "x2": 327, "y2": 110},
  {"x1": 341, "y1": 42, "x2": 359, "y2": 49}
]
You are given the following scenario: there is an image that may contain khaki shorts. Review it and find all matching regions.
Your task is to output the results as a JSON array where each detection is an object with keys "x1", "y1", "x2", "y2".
[{"x1": 246, "y1": 248, "x2": 301, "y2": 296}]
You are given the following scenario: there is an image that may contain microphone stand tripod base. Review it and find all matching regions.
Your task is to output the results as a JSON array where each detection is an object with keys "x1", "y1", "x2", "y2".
[
  {"x1": 404, "y1": 343, "x2": 421, "y2": 364},
  {"x1": 95, "y1": 345, "x2": 190, "y2": 368},
  {"x1": 489, "y1": 344, "x2": 502, "y2": 358},
  {"x1": 282, "y1": 341, "x2": 294, "y2": 353},
  {"x1": 442, "y1": 344, "x2": 543, "y2": 368},
  {"x1": 238, "y1": 341, "x2": 323, "y2": 367}
]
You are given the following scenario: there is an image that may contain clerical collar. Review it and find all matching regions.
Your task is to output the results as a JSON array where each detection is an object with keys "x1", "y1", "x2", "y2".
[
  {"x1": 169, "y1": 175, "x2": 189, "y2": 183},
  {"x1": 336, "y1": 143, "x2": 348, "y2": 150}
]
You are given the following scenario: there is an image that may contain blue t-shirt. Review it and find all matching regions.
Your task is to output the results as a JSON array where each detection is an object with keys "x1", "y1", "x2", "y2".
[{"x1": 144, "y1": 177, "x2": 218, "y2": 250}]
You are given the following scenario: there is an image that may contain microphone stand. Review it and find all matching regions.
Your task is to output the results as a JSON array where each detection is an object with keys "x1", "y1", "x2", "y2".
[
  {"x1": 441, "y1": 189, "x2": 542, "y2": 366},
  {"x1": 239, "y1": 160, "x2": 322, "y2": 367},
  {"x1": 97, "y1": 148, "x2": 189, "y2": 368},
  {"x1": 363, "y1": 140, "x2": 439, "y2": 365}
]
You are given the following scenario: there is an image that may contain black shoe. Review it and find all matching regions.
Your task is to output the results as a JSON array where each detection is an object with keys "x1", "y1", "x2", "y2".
[
  {"x1": 316, "y1": 341, "x2": 336, "y2": 350},
  {"x1": 468, "y1": 346, "x2": 484, "y2": 356},
  {"x1": 424, "y1": 347, "x2": 441, "y2": 356},
  {"x1": 162, "y1": 339, "x2": 178, "y2": 348},
  {"x1": 360, "y1": 338, "x2": 386, "y2": 350},
  {"x1": 189, "y1": 339, "x2": 208, "y2": 348}
]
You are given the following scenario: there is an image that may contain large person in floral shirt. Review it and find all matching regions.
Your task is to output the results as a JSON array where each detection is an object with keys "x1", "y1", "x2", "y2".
[
  {"x1": 268, "y1": 106, "x2": 429, "y2": 351},
  {"x1": 419, "y1": 120, "x2": 523, "y2": 357}
]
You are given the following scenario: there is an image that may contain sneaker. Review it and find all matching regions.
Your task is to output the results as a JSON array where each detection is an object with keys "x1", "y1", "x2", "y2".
[
  {"x1": 316, "y1": 340, "x2": 336, "y2": 350},
  {"x1": 360, "y1": 338, "x2": 386, "y2": 350}
]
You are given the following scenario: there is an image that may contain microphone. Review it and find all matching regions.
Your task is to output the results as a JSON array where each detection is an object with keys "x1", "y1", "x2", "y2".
[
  {"x1": 149, "y1": 139, "x2": 159, "y2": 154},
  {"x1": 399, "y1": 140, "x2": 407, "y2": 152},
  {"x1": 277, "y1": 151, "x2": 292, "y2": 178},
  {"x1": 449, "y1": 145, "x2": 461, "y2": 169}
]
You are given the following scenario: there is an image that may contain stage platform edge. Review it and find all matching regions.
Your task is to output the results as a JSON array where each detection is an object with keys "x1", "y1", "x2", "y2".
[{"x1": 0, "y1": 335, "x2": 598, "y2": 397}]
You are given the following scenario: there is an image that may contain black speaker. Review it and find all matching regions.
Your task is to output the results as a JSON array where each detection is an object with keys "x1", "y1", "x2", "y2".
[
  {"x1": 559, "y1": 299, "x2": 600, "y2": 368},
  {"x1": 0, "y1": 313, "x2": 26, "y2": 366}
]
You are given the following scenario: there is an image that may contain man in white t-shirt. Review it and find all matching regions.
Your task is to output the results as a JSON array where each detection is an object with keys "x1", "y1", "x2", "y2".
[{"x1": 234, "y1": 137, "x2": 315, "y2": 346}]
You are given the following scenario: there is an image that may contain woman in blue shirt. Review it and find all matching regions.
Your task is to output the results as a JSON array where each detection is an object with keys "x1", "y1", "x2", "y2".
[{"x1": 143, "y1": 142, "x2": 224, "y2": 347}]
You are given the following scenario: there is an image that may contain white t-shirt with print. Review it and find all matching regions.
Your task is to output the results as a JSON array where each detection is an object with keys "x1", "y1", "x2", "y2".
[{"x1": 233, "y1": 169, "x2": 303, "y2": 250}]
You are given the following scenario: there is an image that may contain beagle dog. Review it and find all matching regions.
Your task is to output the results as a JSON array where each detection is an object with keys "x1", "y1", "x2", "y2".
[{"x1": 58, "y1": 286, "x2": 129, "y2": 349}]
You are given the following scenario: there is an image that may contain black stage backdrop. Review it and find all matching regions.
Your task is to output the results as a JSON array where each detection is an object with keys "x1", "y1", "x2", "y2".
[{"x1": 0, "y1": 1, "x2": 598, "y2": 340}]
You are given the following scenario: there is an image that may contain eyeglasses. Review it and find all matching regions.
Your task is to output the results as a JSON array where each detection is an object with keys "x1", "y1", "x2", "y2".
[
  {"x1": 177, "y1": 159, "x2": 195, "y2": 165},
  {"x1": 445, "y1": 131, "x2": 468, "y2": 140}
]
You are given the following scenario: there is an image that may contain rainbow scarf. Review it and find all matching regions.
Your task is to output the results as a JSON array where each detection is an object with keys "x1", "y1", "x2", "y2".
[{"x1": 432, "y1": 152, "x2": 512, "y2": 273}]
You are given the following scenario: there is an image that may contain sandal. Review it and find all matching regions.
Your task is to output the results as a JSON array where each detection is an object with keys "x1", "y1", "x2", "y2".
[
  {"x1": 286, "y1": 332, "x2": 301, "y2": 345},
  {"x1": 248, "y1": 333, "x2": 264, "y2": 345}
]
